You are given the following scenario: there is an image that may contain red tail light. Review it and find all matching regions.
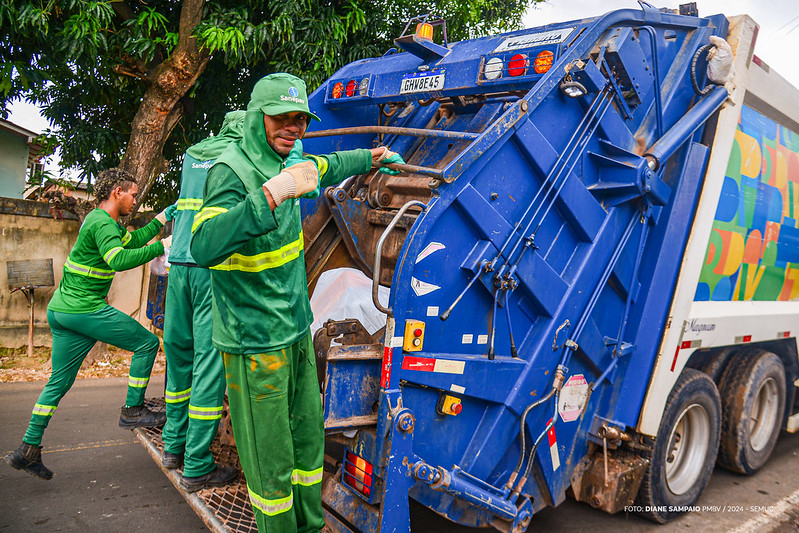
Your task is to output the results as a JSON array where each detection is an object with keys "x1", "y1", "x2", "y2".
[
  {"x1": 508, "y1": 54, "x2": 528, "y2": 77},
  {"x1": 343, "y1": 450, "x2": 374, "y2": 498},
  {"x1": 345, "y1": 80, "x2": 358, "y2": 97}
]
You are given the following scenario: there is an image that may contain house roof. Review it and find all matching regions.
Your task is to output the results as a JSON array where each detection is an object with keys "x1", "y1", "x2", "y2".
[{"x1": 0, "y1": 118, "x2": 47, "y2": 166}]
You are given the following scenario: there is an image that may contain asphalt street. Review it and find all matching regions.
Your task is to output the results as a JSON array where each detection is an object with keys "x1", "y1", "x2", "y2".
[{"x1": 0, "y1": 376, "x2": 206, "y2": 532}]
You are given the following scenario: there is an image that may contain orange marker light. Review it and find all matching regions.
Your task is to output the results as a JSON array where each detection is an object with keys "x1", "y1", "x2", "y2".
[
  {"x1": 534, "y1": 50, "x2": 554, "y2": 74},
  {"x1": 416, "y1": 22, "x2": 434, "y2": 40},
  {"x1": 332, "y1": 82, "x2": 344, "y2": 98}
]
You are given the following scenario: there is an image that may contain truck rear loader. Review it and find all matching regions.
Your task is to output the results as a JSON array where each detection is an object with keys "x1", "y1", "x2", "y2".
[{"x1": 140, "y1": 3, "x2": 799, "y2": 531}]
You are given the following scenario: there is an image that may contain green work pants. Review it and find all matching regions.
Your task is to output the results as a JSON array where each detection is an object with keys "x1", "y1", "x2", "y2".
[
  {"x1": 223, "y1": 333, "x2": 324, "y2": 533},
  {"x1": 23, "y1": 306, "x2": 160, "y2": 446},
  {"x1": 162, "y1": 264, "x2": 226, "y2": 477}
]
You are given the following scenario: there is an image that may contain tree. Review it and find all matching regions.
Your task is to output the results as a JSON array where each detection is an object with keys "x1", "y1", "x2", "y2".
[{"x1": 1, "y1": 0, "x2": 538, "y2": 214}]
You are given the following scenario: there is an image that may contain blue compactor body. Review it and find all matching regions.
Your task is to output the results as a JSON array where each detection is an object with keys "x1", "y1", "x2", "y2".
[{"x1": 294, "y1": 4, "x2": 799, "y2": 532}]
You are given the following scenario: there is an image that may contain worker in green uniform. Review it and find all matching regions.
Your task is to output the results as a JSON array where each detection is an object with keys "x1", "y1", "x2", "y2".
[
  {"x1": 5, "y1": 168, "x2": 174, "y2": 480},
  {"x1": 190, "y1": 73, "x2": 403, "y2": 532},
  {"x1": 160, "y1": 111, "x2": 245, "y2": 493}
]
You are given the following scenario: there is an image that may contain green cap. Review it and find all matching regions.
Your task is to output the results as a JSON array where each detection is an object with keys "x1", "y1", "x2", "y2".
[{"x1": 247, "y1": 73, "x2": 320, "y2": 121}]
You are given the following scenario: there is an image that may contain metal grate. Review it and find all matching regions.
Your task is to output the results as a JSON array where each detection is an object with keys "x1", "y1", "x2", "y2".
[{"x1": 136, "y1": 398, "x2": 257, "y2": 533}]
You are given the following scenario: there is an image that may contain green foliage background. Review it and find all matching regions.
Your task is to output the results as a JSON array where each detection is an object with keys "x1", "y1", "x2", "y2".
[{"x1": 1, "y1": 0, "x2": 536, "y2": 208}]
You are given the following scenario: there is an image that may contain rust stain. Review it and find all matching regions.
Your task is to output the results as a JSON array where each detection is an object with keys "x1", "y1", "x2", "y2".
[
  {"x1": 250, "y1": 358, "x2": 257, "y2": 372},
  {"x1": 229, "y1": 383, "x2": 241, "y2": 392}
]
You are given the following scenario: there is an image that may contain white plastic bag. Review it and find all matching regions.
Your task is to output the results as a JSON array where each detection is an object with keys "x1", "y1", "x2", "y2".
[
  {"x1": 707, "y1": 35, "x2": 735, "y2": 86},
  {"x1": 310, "y1": 267, "x2": 389, "y2": 337},
  {"x1": 150, "y1": 247, "x2": 170, "y2": 277}
]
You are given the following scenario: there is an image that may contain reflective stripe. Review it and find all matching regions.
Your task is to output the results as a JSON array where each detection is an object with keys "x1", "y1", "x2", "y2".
[
  {"x1": 210, "y1": 232, "x2": 303, "y2": 273},
  {"x1": 103, "y1": 246, "x2": 124, "y2": 264},
  {"x1": 177, "y1": 198, "x2": 203, "y2": 211},
  {"x1": 192, "y1": 206, "x2": 228, "y2": 233},
  {"x1": 307, "y1": 155, "x2": 329, "y2": 179},
  {"x1": 65, "y1": 258, "x2": 115, "y2": 279},
  {"x1": 188, "y1": 404, "x2": 223, "y2": 420},
  {"x1": 32, "y1": 403, "x2": 57, "y2": 417},
  {"x1": 247, "y1": 485, "x2": 293, "y2": 516},
  {"x1": 128, "y1": 376, "x2": 150, "y2": 388},
  {"x1": 165, "y1": 387, "x2": 191, "y2": 404},
  {"x1": 121, "y1": 231, "x2": 132, "y2": 246},
  {"x1": 291, "y1": 467, "x2": 323, "y2": 486}
]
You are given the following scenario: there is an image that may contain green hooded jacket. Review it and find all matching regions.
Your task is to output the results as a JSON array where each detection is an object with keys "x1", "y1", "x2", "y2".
[
  {"x1": 170, "y1": 111, "x2": 245, "y2": 265},
  {"x1": 190, "y1": 108, "x2": 372, "y2": 353}
]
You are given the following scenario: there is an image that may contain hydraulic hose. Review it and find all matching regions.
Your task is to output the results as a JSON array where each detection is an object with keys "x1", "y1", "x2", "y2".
[
  {"x1": 505, "y1": 365, "x2": 566, "y2": 492},
  {"x1": 513, "y1": 391, "x2": 561, "y2": 497}
]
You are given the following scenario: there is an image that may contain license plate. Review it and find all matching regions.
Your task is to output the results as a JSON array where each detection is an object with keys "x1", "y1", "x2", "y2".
[{"x1": 399, "y1": 69, "x2": 445, "y2": 94}]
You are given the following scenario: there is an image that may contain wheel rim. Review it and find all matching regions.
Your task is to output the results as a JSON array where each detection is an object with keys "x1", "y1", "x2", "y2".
[
  {"x1": 665, "y1": 403, "x2": 710, "y2": 495},
  {"x1": 749, "y1": 377, "x2": 779, "y2": 452}
]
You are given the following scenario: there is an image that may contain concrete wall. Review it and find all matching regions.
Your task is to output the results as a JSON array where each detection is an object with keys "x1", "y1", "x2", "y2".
[
  {"x1": 0, "y1": 197, "x2": 154, "y2": 348},
  {"x1": 0, "y1": 129, "x2": 29, "y2": 199}
]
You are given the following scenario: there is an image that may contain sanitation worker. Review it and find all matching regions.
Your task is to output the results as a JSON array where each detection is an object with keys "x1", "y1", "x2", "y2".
[
  {"x1": 190, "y1": 72, "x2": 403, "y2": 532},
  {"x1": 160, "y1": 110, "x2": 245, "y2": 493},
  {"x1": 5, "y1": 168, "x2": 173, "y2": 480}
]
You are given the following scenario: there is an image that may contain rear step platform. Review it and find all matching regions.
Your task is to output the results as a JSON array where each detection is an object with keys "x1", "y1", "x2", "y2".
[
  {"x1": 134, "y1": 398, "x2": 257, "y2": 533},
  {"x1": 136, "y1": 399, "x2": 347, "y2": 532}
]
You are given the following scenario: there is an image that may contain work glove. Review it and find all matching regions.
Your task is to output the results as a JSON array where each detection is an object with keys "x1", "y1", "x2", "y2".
[
  {"x1": 283, "y1": 140, "x2": 321, "y2": 199},
  {"x1": 263, "y1": 145, "x2": 319, "y2": 208},
  {"x1": 155, "y1": 204, "x2": 177, "y2": 224},
  {"x1": 374, "y1": 147, "x2": 405, "y2": 175}
]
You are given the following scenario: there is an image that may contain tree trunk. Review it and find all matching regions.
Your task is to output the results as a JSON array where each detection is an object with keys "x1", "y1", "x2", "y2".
[{"x1": 120, "y1": 0, "x2": 209, "y2": 214}]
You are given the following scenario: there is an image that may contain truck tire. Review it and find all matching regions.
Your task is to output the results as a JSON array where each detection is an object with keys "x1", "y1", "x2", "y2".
[
  {"x1": 717, "y1": 350, "x2": 786, "y2": 474},
  {"x1": 637, "y1": 369, "x2": 721, "y2": 523}
]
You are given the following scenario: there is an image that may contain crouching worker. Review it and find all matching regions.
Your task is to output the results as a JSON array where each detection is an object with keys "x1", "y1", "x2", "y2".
[
  {"x1": 191, "y1": 73, "x2": 404, "y2": 532},
  {"x1": 5, "y1": 168, "x2": 174, "y2": 480}
]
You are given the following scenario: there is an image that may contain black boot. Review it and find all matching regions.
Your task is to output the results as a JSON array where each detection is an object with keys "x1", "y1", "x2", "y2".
[
  {"x1": 162, "y1": 450, "x2": 184, "y2": 469},
  {"x1": 119, "y1": 405, "x2": 167, "y2": 429},
  {"x1": 5, "y1": 442, "x2": 53, "y2": 480},
  {"x1": 179, "y1": 465, "x2": 238, "y2": 493}
]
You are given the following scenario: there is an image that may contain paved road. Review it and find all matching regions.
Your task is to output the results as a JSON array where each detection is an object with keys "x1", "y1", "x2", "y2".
[
  {"x1": 3, "y1": 376, "x2": 798, "y2": 532},
  {"x1": 0, "y1": 376, "x2": 206, "y2": 532}
]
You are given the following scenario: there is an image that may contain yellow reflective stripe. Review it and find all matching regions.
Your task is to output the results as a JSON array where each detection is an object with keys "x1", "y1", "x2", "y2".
[
  {"x1": 103, "y1": 246, "x2": 124, "y2": 264},
  {"x1": 65, "y1": 258, "x2": 115, "y2": 279},
  {"x1": 128, "y1": 376, "x2": 150, "y2": 388},
  {"x1": 291, "y1": 467, "x2": 323, "y2": 486},
  {"x1": 32, "y1": 403, "x2": 57, "y2": 416},
  {"x1": 210, "y1": 232, "x2": 303, "y2": 273},
  {"x1": 307, "y1": 155, "x2": 329, "y2": 180},
  {"x1": 165, "y1": 387, "x2": 191, "y2": 403},
  {"x1": 192, "y1": 206, "x2": 228, "y2": 233},
  {"x1": 188, "y1": 404, "x2": 223, "y2": 420},
  {"x1": 177, "y1": 198, "x2": 203, "y2": 211},
  {"x1": 248, "y1": 485, "x2": 293, "y2": 516},
  {"x1": 121, "y1": 231, "x2": 132, "y2": 246}
]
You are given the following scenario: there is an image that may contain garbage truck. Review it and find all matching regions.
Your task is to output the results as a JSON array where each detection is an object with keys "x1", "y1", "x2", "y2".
[{"x1": 136, "y1": 3, "x2": 799, "y2": 531}]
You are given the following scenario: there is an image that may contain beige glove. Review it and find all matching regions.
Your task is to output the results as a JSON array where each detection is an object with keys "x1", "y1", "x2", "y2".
[
  {"x1": 161, "y1": 234, "x2": 172, "y2": 248},
  {"x1": 263, "y1": 161, "x2": 319, "y2": 207},
  {"x1": 373, "y1": 146, "x2": 399, "y2": 164}
]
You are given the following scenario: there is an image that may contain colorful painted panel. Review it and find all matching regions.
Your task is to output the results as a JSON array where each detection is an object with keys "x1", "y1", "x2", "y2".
[{"x1": 696, "y1": 105, "x2": 799, "y2": 302}]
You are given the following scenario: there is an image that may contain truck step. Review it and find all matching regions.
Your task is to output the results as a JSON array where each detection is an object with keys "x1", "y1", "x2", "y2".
[{"x1": 134, "y1": 398, "x2": 257, "y2": 533}]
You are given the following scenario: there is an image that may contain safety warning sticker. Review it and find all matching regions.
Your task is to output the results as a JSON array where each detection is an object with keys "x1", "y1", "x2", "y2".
[
  {"x1": 402, "y1": 356, "x2": 465, "y2": 374},
  {"x1": 558, "y1": 374, "x2": 588, "y2": 423}
]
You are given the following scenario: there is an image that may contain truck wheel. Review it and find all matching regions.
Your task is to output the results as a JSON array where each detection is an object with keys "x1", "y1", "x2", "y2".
[
  {"x1": 637, "y1": 369, "x2": 721, "y2": 523},
  {"x1": 717, "y1": 350, "x2": 786, "y2": 474}
]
